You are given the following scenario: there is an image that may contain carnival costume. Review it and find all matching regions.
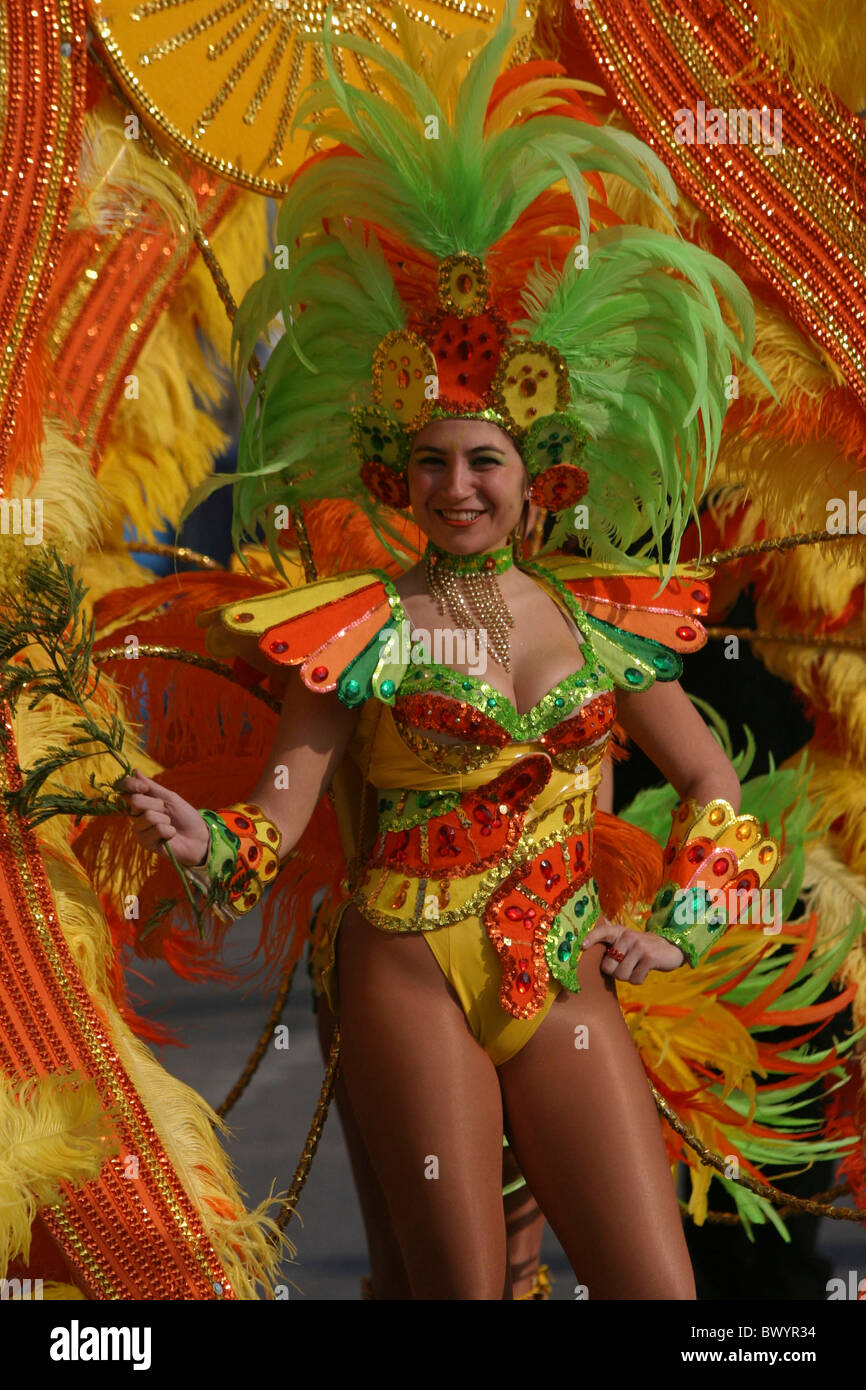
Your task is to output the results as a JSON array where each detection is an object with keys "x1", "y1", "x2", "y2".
[{"x1": 186, "y1": 1, "x2": 783, "y2": 1064}]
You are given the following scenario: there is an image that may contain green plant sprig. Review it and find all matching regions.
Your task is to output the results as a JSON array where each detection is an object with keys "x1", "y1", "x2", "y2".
[{"x1": 0, "y1": 545, "x2": 211, "y2": 938}]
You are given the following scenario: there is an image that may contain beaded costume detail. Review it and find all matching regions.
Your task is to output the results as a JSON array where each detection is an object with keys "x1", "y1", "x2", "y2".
[{"x1": 200, "y1": 553, "x2": 712, "y2": 1019}]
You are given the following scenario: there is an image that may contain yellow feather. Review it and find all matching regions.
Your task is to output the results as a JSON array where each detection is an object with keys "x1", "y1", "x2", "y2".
[
  {"x1": 96, "y1": 188, "x2": 269, "y2": 543},
  {"x1": 42, "y1": 1282, "x2": 87, "y2": 1300},
  {"x1": 0, "y1": 1075, "x2": 118, "y2": 1272},
  {"x1": 70, "y1": 103, "x2": 197, "y2": 243},
  {"x1": 754, "y1": 0, "x2": 866, "y2": 111},
  {"x1": 10, "y1": 682, "x2": 290, "y2": 1296}
]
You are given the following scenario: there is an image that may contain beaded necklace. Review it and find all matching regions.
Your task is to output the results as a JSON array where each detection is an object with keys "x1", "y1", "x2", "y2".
[
  {"x1": 397, "y1": 559, "x2": 613, "y2": 742},
  {"x1": 424, "y1": 540, "x2": 515, "y2": 670}
]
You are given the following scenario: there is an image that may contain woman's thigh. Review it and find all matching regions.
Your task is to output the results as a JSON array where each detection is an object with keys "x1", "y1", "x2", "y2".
[
  {"x1": 335, "y1": 906, "x2": 509, "y2": 1299},
  {"x1": 498, "y1": 942, "x2": 695, "y2": 1300}
]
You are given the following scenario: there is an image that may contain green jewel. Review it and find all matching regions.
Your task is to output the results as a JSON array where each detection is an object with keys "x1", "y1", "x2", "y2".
[
  {"x1": 624, "y1": 667, "x2": 643, "y2": 685},
  {"x1": 487, "y1": 697, "x2": 497, "y2": 708},
  {"x1": 380, "y1": 679, "x2": 395, "y2": 698},
  {"x1": 554, "y1": 696, "x2": 564, "y2": 708},
  {"x1": 424, "y1": 540, "x2": 514, "y2": 576},
  {"x1": 345, "y1": 678, "x2": 360, "y2": 696},
  {"x1": 462, "y1": 680, "x2": 472, "y2": 690},
  {"x1": 557, "y1": 941, "x2": 572, "y2": 962}
]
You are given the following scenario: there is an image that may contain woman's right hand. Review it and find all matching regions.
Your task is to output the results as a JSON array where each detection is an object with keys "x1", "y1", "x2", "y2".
[{"x1": 115, "y1": 771, "x2": 211, "y2": 869}]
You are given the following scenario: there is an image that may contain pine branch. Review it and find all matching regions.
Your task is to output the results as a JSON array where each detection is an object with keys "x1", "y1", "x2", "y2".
[{"x1": 0, "y1": 546, "x2": 212, "y2": 938}]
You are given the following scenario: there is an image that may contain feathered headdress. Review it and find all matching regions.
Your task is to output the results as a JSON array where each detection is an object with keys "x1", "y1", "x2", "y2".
[{"x1": 200, "y1": 0, "x2": 767, "y2": 583}]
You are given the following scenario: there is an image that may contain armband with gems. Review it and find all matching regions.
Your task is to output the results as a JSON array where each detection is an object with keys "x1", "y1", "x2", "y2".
[
  {"x1": 184, "y1": 803, "x2": 282, "y2": 923},
  {"x1": 647, "y1": 797, "x2": 780, "y2": 968}
]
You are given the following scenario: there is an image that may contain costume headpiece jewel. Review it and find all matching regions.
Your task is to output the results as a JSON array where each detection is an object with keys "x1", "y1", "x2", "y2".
[{"x1": 221, "y1": 0, "x2": 766, "y2": 586}]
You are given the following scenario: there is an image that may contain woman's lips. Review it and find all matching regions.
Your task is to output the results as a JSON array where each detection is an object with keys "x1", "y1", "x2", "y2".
[{"x1": 437, "y1": 509, "x2": 485, "y2": 527}]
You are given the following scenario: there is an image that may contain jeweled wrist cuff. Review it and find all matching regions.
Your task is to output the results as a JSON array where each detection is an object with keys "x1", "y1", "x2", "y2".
[
  {"x1": 183, "y1": 803, "x2": 282, "y2": 922},
  {"x1": 647, "y1": 797, "x2": 780, "y2": 968}
]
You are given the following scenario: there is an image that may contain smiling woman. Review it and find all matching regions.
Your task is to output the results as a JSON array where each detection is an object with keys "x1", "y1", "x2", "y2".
[
  {"x1": 114, "y1": 4, "x2": 812, "y2": 1300},
  {"x1": 408, "y1": 419, "x2": 526, "y2": 547}
]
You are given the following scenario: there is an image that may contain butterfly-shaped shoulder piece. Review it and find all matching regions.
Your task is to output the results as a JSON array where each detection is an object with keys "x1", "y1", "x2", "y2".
[
  {"x1": 526, "y1": 554, "x2": 712, "y2": 692},
  {"x1": 197, "y1": 555, "x2": 712, "y2": 705},
  {"x1": 196, "y1": 568, "x2": 408, "y2": 706}
]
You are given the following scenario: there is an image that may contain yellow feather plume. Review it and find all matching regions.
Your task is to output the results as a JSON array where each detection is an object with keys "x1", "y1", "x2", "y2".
[
  {"x1": 9, "y1": 650, "x2": 290, "y2": 1297},
  {"x1": 755, "y1": 0, "x2": 866, "y2": 111},
  {"x1": 0, "y1": 1075, "x2": 119, "y2": 1273},
  {"x1": 70, "y1": 102, "x2": 197, "y2": 243},
  {"x1": 95, "y1": 189, "x2": 269, "y2": 545}
]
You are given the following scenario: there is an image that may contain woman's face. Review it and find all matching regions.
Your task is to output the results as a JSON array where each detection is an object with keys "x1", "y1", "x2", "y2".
[{"x1": 407, "y1": 418, "x2": 528, "y2": 554}]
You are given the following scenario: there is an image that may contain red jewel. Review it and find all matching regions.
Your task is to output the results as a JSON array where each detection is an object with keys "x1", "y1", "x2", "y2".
[
  {"x1": 687, "y1": 845, "x2": 706, "y2": 864},
  {"x1": 484, "y1": 556, "x2": 496, "y2": 571},
  {"x1": 712, "y1": 858, "x2": 729, "y2": 876},
  {"x1": 234, "y1": 612, "x2": 254, "y2": 623},
  {"x1": 691, "y1": 589, "x2": 709, "y2": 604},
  {"x1": 311, "y1": 666, "x2": 329, "y2": 682},
  {"x1": 676, "y1": 626, "x2": 697, "y2": 641},
  {"x1": 270, "y1": 641, "x2": 288, "y2": 653},
  {"x1": 235, "y1": 817, "x2": 250, "y2": 830}
]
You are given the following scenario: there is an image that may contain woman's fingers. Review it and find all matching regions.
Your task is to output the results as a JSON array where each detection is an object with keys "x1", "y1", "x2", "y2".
[
  {"x1": 580, "y1": 917, "x2": 621, "y2": 952},
  {"x1": 609, "y1": 944, "x2": 649, "y2": 983},
  {"x1": 629, "y1": 960, "x2": 652, "y2": 986}
]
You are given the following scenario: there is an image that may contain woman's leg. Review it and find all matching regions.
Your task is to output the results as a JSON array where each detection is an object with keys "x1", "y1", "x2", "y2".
[
  {"x1": 315, "y1": 995, "x2": 412, "y2": 1299},
  {"x1": 503, "y1": 1143, "x2": 548, "y2": 1298},
  {"x1": 319, "y1": 994, "x2": 549, "y2": 1299},
  {"x1": 336, "y1": 906, "x2": 510, "y2": 1299},
  {"x1": 498, "y1": 942, "x2": 696, "y2": 1300}
]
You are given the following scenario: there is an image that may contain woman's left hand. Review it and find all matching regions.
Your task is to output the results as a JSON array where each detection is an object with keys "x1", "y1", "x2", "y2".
[{"x1": 580, "y1": 918, "x2": 685, "y2": 985}]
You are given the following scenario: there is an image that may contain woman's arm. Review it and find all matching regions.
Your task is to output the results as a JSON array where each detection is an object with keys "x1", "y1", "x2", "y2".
[
  {"x1": 581, "y1": 679, "x2": 744, "y2": 983},
  {"x1": 117, "y1": 672, "x2": 359, "y2": 868},
  {"x1": 244, "y1": 671, "x2": 361, "y2": 860},
  {"x1": 613, "y1": 679, "x2": 741, "y2": 812}
]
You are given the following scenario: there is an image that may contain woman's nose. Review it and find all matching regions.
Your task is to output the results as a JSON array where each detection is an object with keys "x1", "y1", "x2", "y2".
[{"x1": 435, "y1": 458, "x2": 475, "y2": 497}]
